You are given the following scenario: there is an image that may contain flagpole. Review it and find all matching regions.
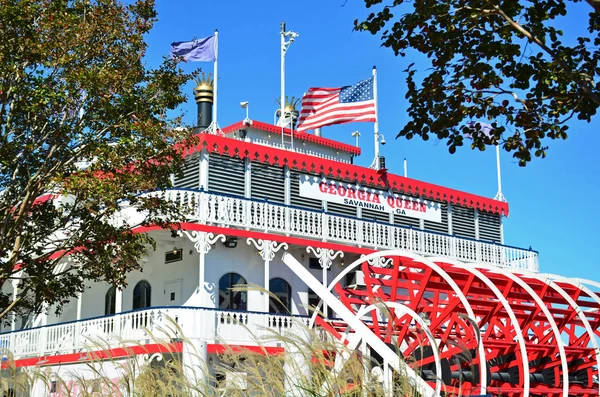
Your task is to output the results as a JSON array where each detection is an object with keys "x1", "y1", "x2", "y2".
[
  {"x1": 494, "y1": 145, "x2": 506, "y2": 202},
  {"x1": 213, "y1": 29, "x2": 218, "y2": 134},
  {"x1": 279, "y1": 22, "x2": 298, "y2": 147},
  {"x1": 372, "y1": 66, "x2": 380, "y2": 170},
  {"x1": 280, "y1": 22, "x2": 285, "y2": 136},
  {"x1": 494, "y1": 144, "x2": 506, "y2": 244}
]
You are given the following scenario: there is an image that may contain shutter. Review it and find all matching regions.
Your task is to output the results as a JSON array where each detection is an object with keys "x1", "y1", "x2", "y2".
[
  {"x1": 452, "y1": 205, "x2": 476, "y2": 238},
  {"x1": 478, "y1": 211, "x2": 502, "y2": 243},
  {"x1": 362, "y1": 208, "x2": 389, "y2": 223},
  {"x1": 327, "y1": 202, "x2": 358, "y2": 218},
  {"x1": 393, "y1": 213, "x2": 420, "y2": 228},
  {"x1": 251, "y1": 162, "x2": 285, "y2": 203},
  {"x1": 290, "y1": 171, "x2": 322, "y2": 210},
  {"x1": 208, "y1": 154, "x2": 245, "y2": 196},
  {"x1": 173, "y1": 154, "x2": 199, "y2": 189},
  {"x1": 423, "y1": 203, "x2": 449, "y2": 234}
]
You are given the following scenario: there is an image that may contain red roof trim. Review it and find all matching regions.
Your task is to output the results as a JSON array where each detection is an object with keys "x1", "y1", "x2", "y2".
[
  {"x1": 186, "y1": 134, "x2": 509, "y2": 215},
  {"x1": 220, "y1": 120, "x2": 362, "y2": 156}
]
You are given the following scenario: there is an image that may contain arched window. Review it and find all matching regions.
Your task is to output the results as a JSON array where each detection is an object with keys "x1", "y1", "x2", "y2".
[
  {"x1": 269, "y1": 278, "x2": 292, "y2": 314},
  {"x1": 219, "y1": 273, "x2": 247, "y2": 311},
  {"x1": 105, "y1": 286, "x2": 116, "y2": 315},
  {"x1": 133, "y1": 280, "x2": 151, "y2": 310}
]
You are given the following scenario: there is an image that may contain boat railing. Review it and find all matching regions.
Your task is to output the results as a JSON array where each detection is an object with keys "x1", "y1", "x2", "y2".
[
  {"x1": 0, "y1": 306, "x2": 311, "y2": 360},
  {"x1": 142, "y1": 189, "x2": 539, "y2": 273}
]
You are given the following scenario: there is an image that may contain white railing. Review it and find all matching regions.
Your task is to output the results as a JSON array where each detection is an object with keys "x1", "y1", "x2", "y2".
[
  {"x1": 0, "y1": 307, "x2": 310, "y2": 360},
  {"x1": 144, "y1": 189, "x2": 539, "y2": 272}
]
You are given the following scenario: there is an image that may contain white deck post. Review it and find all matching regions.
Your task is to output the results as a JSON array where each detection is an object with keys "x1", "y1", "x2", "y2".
[
  {"x1": 247, "y1": 239, "x2": 288, "y2": 313},
  {"x1": 10, "y1": 280, "x2": 18, "y2": 332},
  {"x1": 115, "y1": 288, "x2": 123, "y2": 313},
  {"x1": 76, "y1": 291, "x2": 82, "y2": 321},
  {"x1": 38, "y1": 304, "x2": 48, "y2": 355},
  {"x1": 114, "y1": 287, "x2": 123, "y2": 336},
  {"x1": 181, "y1": 338, "x2": 209, "y2": 395},
  {"x1": 282, "y1": 324, "x2": 313, "y2": 396},
  {"x1": 183, "y1": 231, "x2": 226, "y2": 307},
  {"x1": 306, "y1": 247, "x2": 343, "y2": 319},
  {"x1": 75, "y1": 291, "x2": 83, "y2": 352},
  {"x1": 284, "y1": 165, "x2": 291, "y2": 234}
]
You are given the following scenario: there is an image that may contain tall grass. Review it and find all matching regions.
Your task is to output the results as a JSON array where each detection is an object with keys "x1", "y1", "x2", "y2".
[
  {"x1": 0, "y1": 317, "x2": 435, "y2": 396},
  {"x1": 0, "y1": 287, "x2": 455, "y2": 396}
]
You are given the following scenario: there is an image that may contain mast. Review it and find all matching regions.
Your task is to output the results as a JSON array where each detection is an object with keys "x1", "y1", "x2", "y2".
[
  {"x1": 212, "y1": 29, "x2": 219, "y2": 133},
  {"x1": 494, "y1": 145, "x2": 506, "y2": 202},
  {"x1": 280, "y1": 22, "x2": 298, "y2": 148},
  {"x1": 372, "y1": 66, "x2": 381, "y2": 169}
]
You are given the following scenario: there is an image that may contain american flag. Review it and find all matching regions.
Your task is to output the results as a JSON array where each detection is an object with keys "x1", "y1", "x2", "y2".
[{"x1": 296, "y1": 77, "x2": 376, "y2": 132}]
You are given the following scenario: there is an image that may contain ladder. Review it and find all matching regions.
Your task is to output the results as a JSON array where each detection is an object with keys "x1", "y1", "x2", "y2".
[{"x1": 281, "y1": 121, "x2": 294, "y2": 149}]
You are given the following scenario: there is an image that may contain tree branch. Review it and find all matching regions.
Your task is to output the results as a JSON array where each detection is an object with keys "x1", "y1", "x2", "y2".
[{"x1": 492, "y1": 4, "x2": 600, "y2": 106}]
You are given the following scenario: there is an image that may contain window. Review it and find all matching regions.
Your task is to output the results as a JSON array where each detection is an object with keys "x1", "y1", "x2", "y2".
[
  {"x1": 165, "y1": 248, "x2": 183, "y2": 264},
  {"x1": 19, "y1": 315, "x2": 28, "y2": 330},
  {"x1": 105, "y1": 286, "x2": 116, "y2": 315},
  {"x1": 219, "y1": 273, "x2": 247, "y2": 311},
  {"x1": 269, "y1": 278, "x2": 292, "y2": 313},
  {"x1": 133, "y1": 280, "x2": 151, "y2": 310}
]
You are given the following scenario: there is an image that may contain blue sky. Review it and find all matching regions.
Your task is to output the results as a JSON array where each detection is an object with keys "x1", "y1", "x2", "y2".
[{"x1": 146, "y1": 0, "x2": 599, "y2": 279}]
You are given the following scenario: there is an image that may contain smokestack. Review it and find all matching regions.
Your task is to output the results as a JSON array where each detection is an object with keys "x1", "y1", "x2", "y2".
[
  {"x1": 194, "y1": 73, "x2": 214, "y2": 131},
  {"x1": 314, "y1": 128, "x2": 322, "y2": 137}
]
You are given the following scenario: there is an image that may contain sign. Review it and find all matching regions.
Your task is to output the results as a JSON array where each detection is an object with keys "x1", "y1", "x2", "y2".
[{"x1": 299, "y1": 175, "x2": 442, "y2": 223}]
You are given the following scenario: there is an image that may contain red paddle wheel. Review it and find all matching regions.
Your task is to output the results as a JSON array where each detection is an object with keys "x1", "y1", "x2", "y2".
[{"x1": 309, "y1": 252, "x2": 600, "y2": 397}]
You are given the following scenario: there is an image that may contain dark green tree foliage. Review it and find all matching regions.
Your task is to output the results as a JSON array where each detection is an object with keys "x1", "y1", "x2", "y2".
[
  {"x1": 355, "y1": 0, "x2": 600, "y2": 165},
  {"x1": 0, "y1": 0, "x2": 195, "y2": 322}
]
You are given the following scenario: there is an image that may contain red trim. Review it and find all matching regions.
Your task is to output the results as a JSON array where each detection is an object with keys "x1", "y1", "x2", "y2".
[
  {"x1": 3, "y1": 342, "x2": 183, "y2": 368},
  {"x1": 32, "y1": 193, "x2": 57, "y2": 205},
  {"x1": 186, "y1": 133, "x2": 509, "y2": 215},
  {"x1": 207, "y1": 344, "x2": 284, "y2": 355},
  {"x1": 133, "y1": 223, "x2": 374, "y2": 256},
  {"x1": 26, "y1": 221, "x2": 373, "y2": 274},
  {"x1": 220, "y1": 120, "x2": 362, "y2": 156}
]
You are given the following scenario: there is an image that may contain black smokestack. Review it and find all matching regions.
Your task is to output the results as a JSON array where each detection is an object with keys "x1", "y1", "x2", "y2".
[{"x1": 193, "y1": 73, "x2": 213, "y2": 131}]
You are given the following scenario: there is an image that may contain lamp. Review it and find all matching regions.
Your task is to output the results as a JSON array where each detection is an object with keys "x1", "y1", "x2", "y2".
[
  {"x1": 340, "y1": 258, "x2": 345, "y2": 267},
  {"x1": 351, "y1": 131, "x2": 360, "y2": 147},
  {"x1": 372, "y1": 132, "x2": 387, "y2": 171},
  {"x1": 240, "y1": 101, "x2": 250, "y2": 125},
  {"x1": 172, "y1": 246, "x2": 179, "y2": 255},
  {"x1": 224, "y1": 236, "x2": 238, "y2": 248}
]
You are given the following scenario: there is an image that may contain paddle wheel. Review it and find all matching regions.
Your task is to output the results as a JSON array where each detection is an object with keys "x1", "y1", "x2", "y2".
[{"x1": 284, "y1": 250, "x2": 600, "y2": 397}]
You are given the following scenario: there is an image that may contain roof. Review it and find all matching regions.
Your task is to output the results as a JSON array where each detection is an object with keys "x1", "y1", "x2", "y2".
[
  {"x1": 220, "y1": 120, "x2": 362, "y2": 156},
  {"x1": 184, "y1": 133, "x2": 509, "y2": 216}
]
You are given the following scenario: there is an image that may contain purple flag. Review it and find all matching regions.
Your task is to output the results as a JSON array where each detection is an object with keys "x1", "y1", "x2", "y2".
[
  {"x1": 170, "y1": 35, "x2": 216, "y2": 62},
  {"x1": 466, "y1": 121, "x2": 494, "y2": 138}
]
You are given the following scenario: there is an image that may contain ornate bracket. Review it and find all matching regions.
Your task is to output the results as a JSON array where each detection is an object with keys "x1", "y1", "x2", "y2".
[
  {"x1": 138, "y1": 352, "x2": 164, "y2": 367},
  {"x1": 183, "y1": 230, "x2": 226, "y2": 254},
  {"x1": 246, "y1": 238, "x2": 288, "y2": 261},
  {"x1": 361, "y1": 254, "x2": 393, "y2": 268},
  {"x1": 306, "y1": 246, "x2": 344, "y2": 269}
]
